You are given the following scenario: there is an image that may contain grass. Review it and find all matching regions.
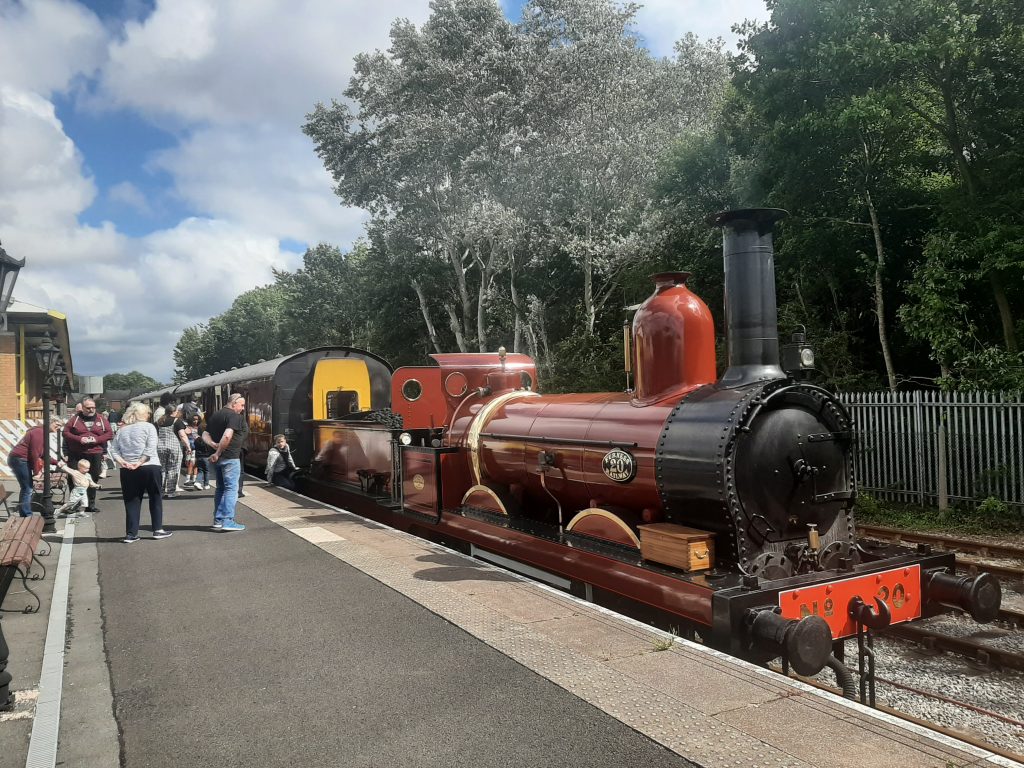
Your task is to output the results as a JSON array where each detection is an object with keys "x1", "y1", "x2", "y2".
[
  {"x1": 652, "y1": 628, "x2": 678, "y2": 652},
  {"x1": 854, "y1": 494, "x2": 1024, "y2": 536}
]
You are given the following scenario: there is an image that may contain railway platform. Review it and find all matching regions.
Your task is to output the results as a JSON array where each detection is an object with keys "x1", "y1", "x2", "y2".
[{"x1": 0, "y1": 477, "x2": 1019, "y2": 768}]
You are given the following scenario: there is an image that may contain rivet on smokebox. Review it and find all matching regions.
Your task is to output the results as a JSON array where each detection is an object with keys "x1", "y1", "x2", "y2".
[{"x1": 876, "y1": 574, "x2": 883, "y2": 583}]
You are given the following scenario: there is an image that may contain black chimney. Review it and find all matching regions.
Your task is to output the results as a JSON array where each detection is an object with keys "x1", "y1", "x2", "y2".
[{"x1": 709, "y1": 208, "x2": 788, "y2": 388}]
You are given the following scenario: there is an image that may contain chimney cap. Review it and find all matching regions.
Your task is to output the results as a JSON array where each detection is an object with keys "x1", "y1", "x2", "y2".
[{"x1": 708, "y1": 208, "x2": 788, "y2": 234}]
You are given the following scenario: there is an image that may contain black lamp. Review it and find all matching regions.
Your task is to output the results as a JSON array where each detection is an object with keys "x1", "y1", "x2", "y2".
[
  {"x1": 35, "y1": 333, "x2": 60, "y2": 378},
  {"x1": 0, "y1": 241, "x2": 25, "y2": 332},
  {"x1": 50, "y1": 362, "x2": 68, "y2": 394},
  {"x1": 35, "y1": 335, "x2": 61, "y2": 534}
]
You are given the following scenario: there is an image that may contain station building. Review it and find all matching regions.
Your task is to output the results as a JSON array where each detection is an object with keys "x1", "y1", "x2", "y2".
[{"x1": 0, "y1": 298, "x2": 74, "y2": 420}]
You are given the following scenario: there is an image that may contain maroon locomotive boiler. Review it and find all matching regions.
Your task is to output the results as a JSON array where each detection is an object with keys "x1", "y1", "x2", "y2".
[{"x1": 303, "y1": 209, "x2": 1001, "y2": 684}]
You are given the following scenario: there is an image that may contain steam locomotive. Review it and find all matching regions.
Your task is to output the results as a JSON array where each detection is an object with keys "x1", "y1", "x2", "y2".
[{"x1": 146, "y1": 208, "x2": 1001, "y2": 686}]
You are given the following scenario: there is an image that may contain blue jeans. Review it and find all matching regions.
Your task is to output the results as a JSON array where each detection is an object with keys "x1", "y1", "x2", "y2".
[
  {"x1": 213, "y1": 458, "x2": 241, "y2": 524},
  {"x1": 7, "y1": 455, "x2": 33, "y2": 516}
]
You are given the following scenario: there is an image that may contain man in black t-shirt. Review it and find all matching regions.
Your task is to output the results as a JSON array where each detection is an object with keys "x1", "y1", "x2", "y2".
[{"x1": 202, "y1": 393, "x2": 248, "y2": 531}]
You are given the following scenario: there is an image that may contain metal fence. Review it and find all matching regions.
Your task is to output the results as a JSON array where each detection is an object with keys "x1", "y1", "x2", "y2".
[{"x1": 837, "y1": 391, "x2": 1024, "y2": 510}]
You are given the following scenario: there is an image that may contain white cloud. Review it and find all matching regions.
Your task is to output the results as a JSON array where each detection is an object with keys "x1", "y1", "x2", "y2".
[
  {"x1": 0, "y1": 85, "x2": 115, "y2": 262},
  {"x1": 0, "y1": 0, "x2": 410, "y2": 381},
  {"x1": 635, "y1": 0, "x2": 767, "y2": 55},
  {"x1": 0, "y1": 0, "x2": 107, "y2": 95},
  {"x1": 0, "y1": 78, "x2": 301, "y2": 381},
  {"x1": 98, "y1": 0, "x2": 433, "y2": 126},
  {"x1": 108, "y1": 181, "x2": 151, "y2": 214},
  {"x1": 150, "y1": 126, "x2": 368, "y2": 246},
  {"x1": 14, "y1": 218, "x2": 300, "y2": 381}
]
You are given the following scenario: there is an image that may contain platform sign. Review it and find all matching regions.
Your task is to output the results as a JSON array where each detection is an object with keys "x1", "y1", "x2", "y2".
[
  {"x1": 79, "y1": 376, "x2": 104, "y2": 395},
  {"x1": 778, "y1": 564, "x2": 922, "y2": 639}
]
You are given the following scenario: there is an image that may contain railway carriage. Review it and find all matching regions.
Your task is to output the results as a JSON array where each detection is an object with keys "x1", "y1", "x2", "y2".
[{"x1": 136, "y1": 347, "x2": 392, "y2": 469}]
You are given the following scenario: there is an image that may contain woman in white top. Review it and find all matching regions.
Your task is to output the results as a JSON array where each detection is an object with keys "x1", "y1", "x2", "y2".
[{"x1": 108, "y1": 402, "x2": 171, "y2": 543}]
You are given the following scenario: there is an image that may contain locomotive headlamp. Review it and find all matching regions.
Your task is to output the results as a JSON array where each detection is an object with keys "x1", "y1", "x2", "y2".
[
  {"x1": 782, "y1": 327, "x2": 815, "y2": 376},
  {"x1": 399, "y1": 432, "x2": 413, "y2": 446}
]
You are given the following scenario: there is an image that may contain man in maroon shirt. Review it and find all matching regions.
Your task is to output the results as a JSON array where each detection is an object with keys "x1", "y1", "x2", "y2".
[
  {"x1": 63, "y1": 399, "x2": 113, "y2": 513},
  {"x1": 8, "y1": 419, "x2": 64, "y2": 518}
]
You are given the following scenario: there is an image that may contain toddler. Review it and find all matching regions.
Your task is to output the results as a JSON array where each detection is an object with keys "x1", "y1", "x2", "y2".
[{"x1": 56, "y1": 459, "x2": 101, "y2": 517}]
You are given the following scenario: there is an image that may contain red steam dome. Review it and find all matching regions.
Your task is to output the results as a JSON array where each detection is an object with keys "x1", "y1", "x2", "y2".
[{"x1": 632, "y1": 272, "x2": 716, "y2": 404}]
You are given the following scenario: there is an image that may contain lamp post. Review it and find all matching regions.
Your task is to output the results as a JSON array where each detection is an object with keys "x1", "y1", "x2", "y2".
[
  {"x1": 0, "y1": 241, "x2": 24, "y2": 332},
  {"x1": 34, "y1": 335, "x2": 61, "y2": 533}
]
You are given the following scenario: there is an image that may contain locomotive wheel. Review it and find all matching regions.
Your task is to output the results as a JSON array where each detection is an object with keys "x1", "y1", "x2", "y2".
[
  {"x1": 566, "y1": 508, "x2": 641, "y2": 549},
  {"x1": 747, "y1": 552, "x2": 793, "y2": 580},
  {"x1": 817, "y1": 541, "x2": 859, "y2": 571},
  {"x1": 461, "y1": 484, "x2": 519, "y2": 517}
]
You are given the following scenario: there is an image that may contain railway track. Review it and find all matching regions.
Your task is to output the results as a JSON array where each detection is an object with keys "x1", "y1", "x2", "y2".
[
  {"x1": 958, "y1": 558, "x2": 1024, "y2": 583},
  {"x1": 884, "y1": 623, "x2": 1024, "y2": 671},
  {"x1": 858, "y1": 524, "x2": 1024, "y2": 583},
  {"x1": 996, "y1": 605, "x2": 1024, "y2": 628},
  {"x1": 858, "y1": 524, "x2": 1024, "y2": 560}
]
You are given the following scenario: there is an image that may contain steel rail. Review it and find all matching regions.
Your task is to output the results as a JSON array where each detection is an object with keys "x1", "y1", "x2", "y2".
[
  {"x1": 884, "y1": 624, "x2": 1024, "y2": 671},
  {"x1": 872, "y1": 675, "x2": 1024, "y2": 730},
  {"x1": 957, "y1": 558, "x2": 1024, "y2": 582},
  {"x1": 997, "y1": 605, "x2": 1024, "y2": 627},
  {"x1": 858, "y1": 524, "x2": 1024, "y2": 559}
]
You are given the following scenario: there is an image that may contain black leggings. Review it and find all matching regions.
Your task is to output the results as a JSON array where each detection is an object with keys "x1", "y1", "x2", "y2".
[{"x1": 121, "y1": 465, "x2": 163, "y2": 536}]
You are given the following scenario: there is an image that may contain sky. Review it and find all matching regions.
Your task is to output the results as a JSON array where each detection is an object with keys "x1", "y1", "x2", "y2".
[{"x1": 0, "y1": 0, "x2": 767, "y2": 384}]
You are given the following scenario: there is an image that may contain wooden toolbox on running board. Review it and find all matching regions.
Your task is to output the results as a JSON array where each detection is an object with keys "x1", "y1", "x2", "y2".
[{"x1": 637, "y1": 524, "x2": 714, "y2": 572}]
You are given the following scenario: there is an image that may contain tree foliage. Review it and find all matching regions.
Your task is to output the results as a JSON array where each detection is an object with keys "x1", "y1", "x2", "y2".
[
  {"x1": 169, "y1": 0, "x2": 1023, "y2": 394},
  {"x1": 98, "y1": 371, "x2": 162, "y2": 393},
  {"x1": 302, "y1": 0, "x2": 728, "y2": 383}
]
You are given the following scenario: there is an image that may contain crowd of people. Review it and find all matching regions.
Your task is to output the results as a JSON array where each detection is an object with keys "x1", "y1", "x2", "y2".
[{"x1": 6, "y1": 393, "x2": 299, "y2": 543}]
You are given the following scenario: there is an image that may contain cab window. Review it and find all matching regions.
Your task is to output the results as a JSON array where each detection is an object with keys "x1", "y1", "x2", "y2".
[{"x1": 327, "y1": 390, "x2": 360, "y2": 419}]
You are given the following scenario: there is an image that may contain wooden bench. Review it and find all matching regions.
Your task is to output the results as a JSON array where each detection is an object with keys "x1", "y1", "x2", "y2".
[{"x1": 0, "y1": 516, "x2": 48, "y2": 614}]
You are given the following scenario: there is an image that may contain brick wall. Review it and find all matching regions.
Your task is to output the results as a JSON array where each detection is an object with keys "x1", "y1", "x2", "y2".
[{"x1": 0, "y1": 333, "x2": 18, "y2": 420}]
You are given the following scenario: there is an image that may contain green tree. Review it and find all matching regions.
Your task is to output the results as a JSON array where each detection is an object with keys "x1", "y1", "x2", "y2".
[
  {"x1": 172, "y1": 284, "x2": 288, "y2": 381},
  {"x1": 304, "y1": 0, "x2": 728, "y2": 386},
  {"x1": 730, "y1": 0, "x2": 947, "y2": 391},
  {"x1": 100, "y1": 371, "x2": 162, "y2": 392},
  {"x1": 884, "y1": 0, "x2": 1024, "y2": 354}
]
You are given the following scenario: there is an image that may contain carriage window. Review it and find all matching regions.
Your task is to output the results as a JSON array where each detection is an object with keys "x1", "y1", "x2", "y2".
[
  {"x1": 327, "y1": 390, "x2": 360, "y2": 419},
  {"x1": 520, "y1": 371, "x2": 533, "y2": 390},
  {"x1": 402, "y1": 379, "x2": 423, "y2": 402}
]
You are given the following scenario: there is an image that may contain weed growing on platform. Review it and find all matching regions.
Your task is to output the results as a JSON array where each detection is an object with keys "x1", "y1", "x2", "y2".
[{"x1": 652, "y1": 629, "x2": 678, "y2": 652}]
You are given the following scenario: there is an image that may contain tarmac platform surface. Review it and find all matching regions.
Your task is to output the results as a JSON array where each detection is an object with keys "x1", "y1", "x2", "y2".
[{"x1": 1, "y1": 476, "x2": 1020, "y2": 767}]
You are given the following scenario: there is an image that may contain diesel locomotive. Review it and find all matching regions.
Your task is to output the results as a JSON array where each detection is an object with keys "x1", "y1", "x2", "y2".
[{"x1": 152, "y1": 208, "x2": 1002, "y2": 687}]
